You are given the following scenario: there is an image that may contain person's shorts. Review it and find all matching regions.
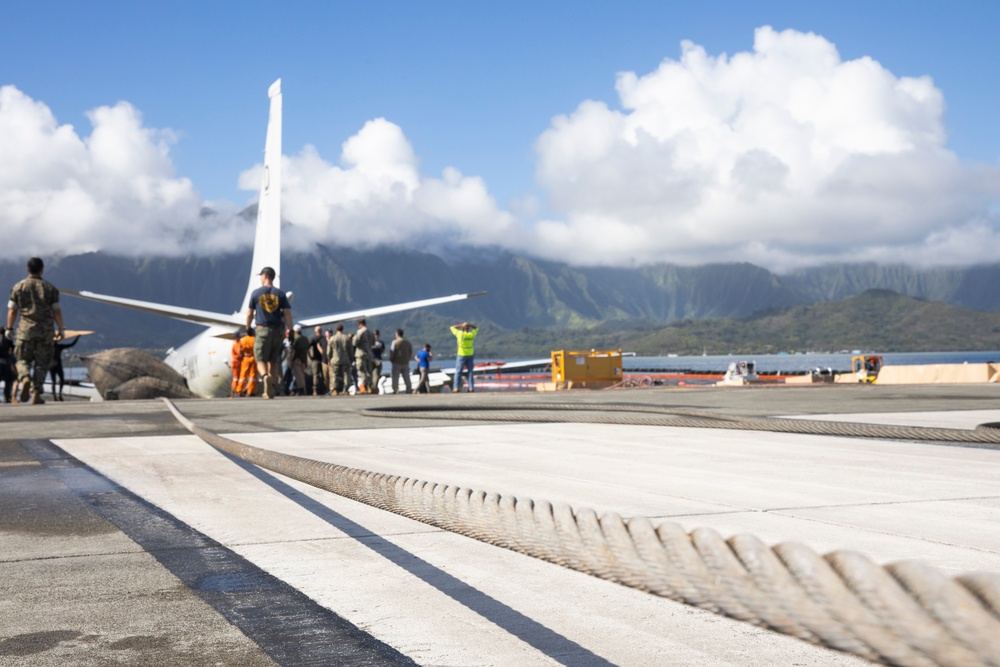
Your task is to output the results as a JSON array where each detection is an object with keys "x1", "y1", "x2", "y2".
[
  {"x1": 254, "y1": 326, "x2": 284, "y2": 367},
  {"x1": 14, "y1": 338, "x2": 54, "y2": 373}
]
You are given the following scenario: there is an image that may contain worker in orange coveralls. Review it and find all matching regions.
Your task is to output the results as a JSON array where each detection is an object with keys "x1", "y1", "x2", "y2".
[
  {"x1": 231, "y1": 336, "x2": 244, "y2": 397},
  {"x1": 238, "y1": 329, "x2": 257, "y2": 396},
  {"x1": 231, "y1": 329, "x2": 257, "y2": 397}
]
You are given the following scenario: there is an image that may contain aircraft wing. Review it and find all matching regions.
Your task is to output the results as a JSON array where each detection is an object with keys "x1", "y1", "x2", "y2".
[
  {"x1": 483, "y1": 358, "x2": 552, "y2": 372},
  {"x1": 40, "y1": 378, "x2": 100, "y2": 402},
  {"x1": 297, "y1": 291, "x2": 486, "y2": 328},
  {"x1": 440, "y1": 357, "x2": 552, "y2": 377},
  {"x1": 62, "y1": 289, "x2": 244, "y2": 329},
  {"x1": 439, "y1": 353, "x2": 636, "y2": 377}
]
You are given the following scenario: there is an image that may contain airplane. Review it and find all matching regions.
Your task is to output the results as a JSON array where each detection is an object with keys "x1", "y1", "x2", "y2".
[{"x1": 63, "y1": 79, "x2": 484, "y2": 398}]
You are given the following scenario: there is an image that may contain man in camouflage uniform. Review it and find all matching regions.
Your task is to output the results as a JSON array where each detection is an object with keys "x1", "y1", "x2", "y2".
[
  {"x1": 353, "y1": 318, "x2": 375, "y2": 394},
  {"x1": 328, "y1": 323, "x2": 352, "y2": 395},
  {"x1": 6, "y1": 257, "x2": 65, "y2": 404},
  {"x1": 389, "y1": 329, "x2": 413, "y2": 395}
]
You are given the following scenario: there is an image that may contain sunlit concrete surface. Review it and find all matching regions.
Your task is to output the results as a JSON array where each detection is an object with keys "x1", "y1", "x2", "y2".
[{"x1": 3, "y1": 385, "x2": 999, "y2": 666}]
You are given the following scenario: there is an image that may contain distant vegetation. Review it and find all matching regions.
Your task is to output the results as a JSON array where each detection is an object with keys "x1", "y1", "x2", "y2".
[
  {"x1": 471, "y1": 290, "x2": 1000, "y2": 358},
  {"x1": 4, "y1": 249, "x2": 1000, "y2": 358}
]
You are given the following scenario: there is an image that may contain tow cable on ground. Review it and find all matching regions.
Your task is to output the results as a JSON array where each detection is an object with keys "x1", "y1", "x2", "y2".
[
  {"x1": 163, "y1": 398, "x2": 1000, "y2": 667},
  {"x1": 361, "y1": 401, "x2": 1000, "y2": 446}
]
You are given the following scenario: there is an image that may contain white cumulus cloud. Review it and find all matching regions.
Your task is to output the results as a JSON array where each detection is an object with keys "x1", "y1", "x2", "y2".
[
  {"x1": 3, "y1": 25, "x2": 1000, "y2": 271},
  {"x1": 0, "y1": 85, "x2": 245, "y2": 260},
  {"x1": 239, "y1": 118, "x2": 519, "y2": 252},
  {"x1": 529, "y1": 26, "x2": 1000, "y2": 270}
]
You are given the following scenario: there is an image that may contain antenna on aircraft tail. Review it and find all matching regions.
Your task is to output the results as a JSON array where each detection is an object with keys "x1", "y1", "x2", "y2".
[{"x1": 242, "y1": 78, "x2": 283, "y2": 308}]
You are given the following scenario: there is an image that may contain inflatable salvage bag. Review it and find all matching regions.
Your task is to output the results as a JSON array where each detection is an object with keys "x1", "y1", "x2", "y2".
[{"x1": 81, "y1": 348, "x2": 194, "y2": 400}]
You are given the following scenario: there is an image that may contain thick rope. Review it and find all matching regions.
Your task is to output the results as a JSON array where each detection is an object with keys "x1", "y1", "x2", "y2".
[
  {"x1": 359, "y1": 402, "x2": 1000, "y2": 446},
  {"x1": 162, "y1": 399, "x2": 1000, "y2": 666}
]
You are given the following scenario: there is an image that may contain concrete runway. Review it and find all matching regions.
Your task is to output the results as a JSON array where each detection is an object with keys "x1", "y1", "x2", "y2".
[{"x1": 3, "y1": 384, "x2": 1000, "y2": 666}]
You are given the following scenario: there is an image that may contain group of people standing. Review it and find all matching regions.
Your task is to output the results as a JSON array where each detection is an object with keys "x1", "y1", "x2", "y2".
[
  {"x1": 308, "y1": 322, "x2": 428, "y2": 396},
  {"x1": 240, "y1": 265, "x2": 471, "y2": 398},
  {"x1": 231, "y1": 319, "x2": 440, "y2": 398},
  {"x1": 4, "y1": 259, "x2": 482, "y2": 403}
]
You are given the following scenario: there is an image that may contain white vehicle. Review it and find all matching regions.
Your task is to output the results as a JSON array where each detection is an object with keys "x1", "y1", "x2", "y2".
[
  {"x1": 64, "y1": 79, "x2": 483, "y2": 398},
  {"x1": 719, "y1": 360, "x2": 759, "y2": 385}
]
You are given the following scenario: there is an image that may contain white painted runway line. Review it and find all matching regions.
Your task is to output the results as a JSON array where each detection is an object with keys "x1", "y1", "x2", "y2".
[{"x1": 54, "y1": 412, "x2": 1000, "y2": 666}]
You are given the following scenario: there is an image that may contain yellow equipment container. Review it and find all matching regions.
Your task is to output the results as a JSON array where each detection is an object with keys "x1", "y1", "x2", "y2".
[{"x1": 547, "y1": 349, "x2": 624, "y2": 390}]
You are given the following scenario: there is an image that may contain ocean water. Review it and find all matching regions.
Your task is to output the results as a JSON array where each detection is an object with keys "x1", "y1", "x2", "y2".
[{"x1": 623, "y1": 351, "x2": 1000, "y2": 375}]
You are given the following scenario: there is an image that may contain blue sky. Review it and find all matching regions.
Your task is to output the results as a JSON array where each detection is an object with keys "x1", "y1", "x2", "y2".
[{"x1": 3, "y1": 1, "x2": 1000, "y2": 271}]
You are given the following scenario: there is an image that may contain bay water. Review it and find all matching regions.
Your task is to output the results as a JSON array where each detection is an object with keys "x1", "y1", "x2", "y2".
[{"x1": 623, "y1": 350, "x2": 1000, "y2": 375}]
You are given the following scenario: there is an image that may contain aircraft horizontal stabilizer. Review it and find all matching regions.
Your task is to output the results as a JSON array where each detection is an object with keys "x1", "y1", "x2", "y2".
[
  {"x1": 63, "y1": 289, "x2": 244, "y2": 329},
  {"x1": 297, "y1": 291, "x2": 486, "y2": 328}
]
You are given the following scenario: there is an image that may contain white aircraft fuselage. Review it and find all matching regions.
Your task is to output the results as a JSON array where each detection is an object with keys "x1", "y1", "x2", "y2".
[{"x1": 164, "y1": 328, "x2": 235, "y2": 398}]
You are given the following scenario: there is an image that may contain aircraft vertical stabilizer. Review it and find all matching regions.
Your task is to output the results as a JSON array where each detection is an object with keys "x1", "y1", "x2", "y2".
[
  {"x1": 63, "y1": 77, "x2": 488, "y2": 398},
  {"x1": 242, "y1": 78, "x2": 283, "y2": 308}
]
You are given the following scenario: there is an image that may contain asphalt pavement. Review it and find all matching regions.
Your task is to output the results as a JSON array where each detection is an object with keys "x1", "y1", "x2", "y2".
[{"x1": 3, "y1": 384, "x2": 1000, "y2": 666}]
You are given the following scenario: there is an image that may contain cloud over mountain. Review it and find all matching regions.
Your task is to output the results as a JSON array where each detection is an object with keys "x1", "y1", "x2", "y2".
[
  {"x1": 0, "y1": 85, "x2": 248, "y2": 259},
  {"x1": 2, "y1": 26, "x2": 999, "y2": 270},
  {"x1": 245, "y1": 118, "x2": 520, "y2": 253},
  {"x1": 530, "y1": 26, "x2": 1000, "y2": 269}
]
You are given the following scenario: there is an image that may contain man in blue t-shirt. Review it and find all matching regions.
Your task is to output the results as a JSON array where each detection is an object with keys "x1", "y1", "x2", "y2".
[
  {"x1": 245, "y1": 266, "x2": 293, "y2": 399},
  {"x1": 414, "y1": 343, "x2": 433, "y2": 394}
]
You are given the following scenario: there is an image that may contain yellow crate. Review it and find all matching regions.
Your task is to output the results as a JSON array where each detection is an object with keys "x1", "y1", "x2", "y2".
[{"x1": 551, "y1": 349, "x2": 624, "y2": 387}]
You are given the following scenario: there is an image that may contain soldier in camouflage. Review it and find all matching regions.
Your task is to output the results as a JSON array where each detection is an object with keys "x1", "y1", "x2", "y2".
[
  {"x1": 6, "y1": 257, "x2": 65, "y2": 404},
  {"x1": 353, "y1": 318, "x2": 375, "y2": 394}
]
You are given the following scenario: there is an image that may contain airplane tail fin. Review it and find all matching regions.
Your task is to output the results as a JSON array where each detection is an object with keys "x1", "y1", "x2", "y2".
[{"x1": 242, "y1": 78, "x2": 283, "y2": 310}]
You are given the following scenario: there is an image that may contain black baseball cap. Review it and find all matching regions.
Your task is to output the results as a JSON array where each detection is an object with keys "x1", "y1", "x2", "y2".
[{"x1": 259, "y1": 266, "x2": 276, "y2": 279}]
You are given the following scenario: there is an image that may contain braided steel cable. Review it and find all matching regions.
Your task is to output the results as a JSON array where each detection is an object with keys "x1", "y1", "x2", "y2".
[{"x1": 162, "y1": 399, "x2": 1000, "y2": 666}]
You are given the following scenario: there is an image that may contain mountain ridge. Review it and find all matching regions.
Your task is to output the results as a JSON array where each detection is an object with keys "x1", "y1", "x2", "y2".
[{"x1": 2, "y1": 248, "x2": 998, "y2": 355}]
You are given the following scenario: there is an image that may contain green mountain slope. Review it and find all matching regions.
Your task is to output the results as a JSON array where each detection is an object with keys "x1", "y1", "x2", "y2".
[
  {"x1": 3, "y1": 249, "x2": 1000, "y2": 357},
  {"x1": 623, "y1": 289, "x2": 1000, "y2": 357}
]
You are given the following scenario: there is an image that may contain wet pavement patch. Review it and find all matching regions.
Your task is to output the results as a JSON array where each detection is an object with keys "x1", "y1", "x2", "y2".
[
  {"x1": 0, "y1": 630, "x2": 83, "y2": 657},
  {"x1": 0, "y1": 454, "x2": 120, "y2": 537},
  {"x1": 20, "y1": 439, "x2": 418, "y2": 666},
  {"x1": 107, "y1": 635, "x2": 172, "y2": 650},
  {"x1": 197, "y1": 572, "x2": 269, "y2": 593}
]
